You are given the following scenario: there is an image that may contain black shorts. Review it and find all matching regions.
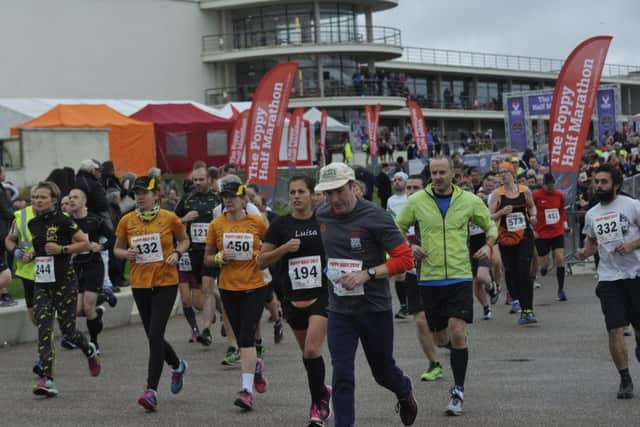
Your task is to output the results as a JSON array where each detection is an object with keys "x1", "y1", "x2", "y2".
[
  {"x1": 420, "y1": 281, "x2": 473, "y2": 332},
  {"x1": 21, "y1": 278, "x2": 35, "y2": 308},
  {"x1": 595, "y1": 278, "x2": 640, "y2": 331},
  {"x1": 74, "y1": 261, "x2": 104, "y2": 293},
  {"x1": 282, "y1": 292, "x2": 328, "y2": 331},
  {"x1": 535, "y1": 235, "x2": 564, "y2": 257},
  {"x1": 189, "y1": 249, "x2": 217, "y2": 280},
  {"x1": 405, "y1": 273, "x2": 423, "y2": 315}
]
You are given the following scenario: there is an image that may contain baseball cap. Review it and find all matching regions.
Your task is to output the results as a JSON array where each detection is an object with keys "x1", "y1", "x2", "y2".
[
  {"x1": 133, "y1": 176, "x2": 159, "y2": 192},
  {"x1": 499, "y1": 161, "x2": 516, "y2": 176},
  {"x1": 543, "y1": 172, "x2": 555, "y2": 185},
  {"x1": 220, "y1": 181, "x2": 246, "y2": 197},
  {"x1": 315, "y1": 162, "x2": 355, "y2": 192}
]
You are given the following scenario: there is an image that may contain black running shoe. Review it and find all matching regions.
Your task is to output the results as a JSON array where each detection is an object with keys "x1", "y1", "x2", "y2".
[
  {"x1": 617, "y1": 377, "x2": 634, "y2": 399},
  {"x1": 274, "y1": 319, "x2": 284, "y2": 344}
]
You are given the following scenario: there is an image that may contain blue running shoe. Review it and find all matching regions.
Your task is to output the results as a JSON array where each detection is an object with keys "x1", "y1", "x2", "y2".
[
  {"x1": 510, "y1": 300, "x2": 521, "y2": 314},
  {"x1": 557, "y1": 290, "x2": 567, "y2": 301},
  {"x1": 171, "y1": 360, "x2": 187, "y2": 394}
]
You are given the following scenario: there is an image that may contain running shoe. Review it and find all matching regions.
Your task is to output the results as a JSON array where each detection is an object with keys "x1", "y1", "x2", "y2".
[
  {"x1": 171, "y1": 360, "x2": 188, "y2": 394},
  {"x1": 33, "y1": 377, "x2": 58, "y2": 398},
  {"x1": 624, "y1": 326, "x2": 633, "y2": 336},
  {"x1": 189, "y1": 329, "x2": 199, "y2": 343},
  {"x1": 395, "y1": 385, "x2": 418, "y2": 426},
  {"x1": 257, "y1": 344, "x2": 265, "y2": 359},
  {"x1": 274, "y1": 319, "x2": 284, "y2": 344},
  {"x1": 316, "y1": 385, "x2": 332, "y2": 420},
  {"x1": 234, "y1": 389, "x2": 253, "y2": 410},
  {"x1": 617, "y1": 377, "x2": 634, "y2": 399},
  {"x1": 254, "y1": 358, "x2": 267, "y2": 393},
  {"x1": 557, "y1": 290, "x2": 568, "y2": 301},
  {"x1": 87, "y1": 342, "x2": 101, "y2": 377},
  {"x1": 32, "y1": 361, "x2": 44, "y2": 377},
  {"x1": 221, "y1": 324, "x2": 226, "y2": 337},
  {"x1": 534, "y1": 281, "x2": 542, "y2": 289},
  {"x1": 420, "y1": 362, "x2": 443, "y2": 381},
  {"x1": 446, "y1": 386, "x2": 464, "y2": 416},
  {"x1": 138, "y1": 388, "x2": 158, "y2": 411},
  {"x1": 0, "y1": 294, "x2": 17, "y2": 307},
  {"x1": 222, "y1": 347, "x2": 240, "y2": 365},
  {"x1": 104, "y1": 288, "x2": 118, "y2": 308},
  {"x1": 309, "y1": 403, "x2": 323, "y2": 424},
  {"x1": 488, "y1": 282, "x2": 501, "y2": 305},
  {"x1": 395, "y1": 308, "x2": 408, "y2": 320},
  {"x1": 518, "y1": 310, "x2": 538, "y2": 325},
  {"x1": 482, "y1": 306, "x2": 493, "y2": 320},
  {"x1": 197, "y1": 328, "x2": 212, "y2": 346},
  {"x1": 61, "y1": 338, "x2": 77, "y2": 350},
  {"x1": 509, "y1": 300, "x2": 521, "y2": 314}
]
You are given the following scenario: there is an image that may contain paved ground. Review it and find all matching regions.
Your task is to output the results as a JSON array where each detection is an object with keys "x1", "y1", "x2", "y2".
[{"x1": 2, "y1": 272, "x2": 640, "y2": 427}]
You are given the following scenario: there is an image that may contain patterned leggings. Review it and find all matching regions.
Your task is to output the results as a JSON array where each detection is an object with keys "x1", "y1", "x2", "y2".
[{"x1": 34, "y1": 281, "x2": 90, "y2": 378}]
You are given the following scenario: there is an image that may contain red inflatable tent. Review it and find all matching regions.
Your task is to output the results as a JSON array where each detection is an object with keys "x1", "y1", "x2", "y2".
[{"x1": 131, "y1": 103, "x2": 233, "y2": 174}]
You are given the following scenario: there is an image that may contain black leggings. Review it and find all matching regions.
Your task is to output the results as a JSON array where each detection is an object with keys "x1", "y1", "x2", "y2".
[
  {"x1": 500, "y1": 233, "x2": 535, "y2": 311},
  {"x1": 132, "y1": 285, "x2": 180, "y2": 390},
  {"x1": 220, "y1": 287, "x2": 268, "y2": 348},
  {"x1": 34, "y1": 280, "x2": 91, "y2": 378}
]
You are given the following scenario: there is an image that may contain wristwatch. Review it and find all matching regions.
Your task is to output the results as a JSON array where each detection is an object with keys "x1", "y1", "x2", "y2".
[{"x1": 367, "y1": 267, "x2": 376, "y2": 280}]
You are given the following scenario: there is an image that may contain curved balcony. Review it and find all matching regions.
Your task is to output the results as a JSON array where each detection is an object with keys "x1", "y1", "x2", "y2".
[
  {"x1": 202, "y1": 25, "x2": 402, "y2": 63},
  {"x1": 204, "y1": 78, "x2": 406, "y2": 108},
  {"x1": 200, "y1": 0, "x2": 398, "y2": 13}
]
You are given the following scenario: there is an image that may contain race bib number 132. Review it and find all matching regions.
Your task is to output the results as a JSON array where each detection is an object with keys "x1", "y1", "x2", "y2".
[{"x1": 131, "y1": 233, "x2": 163, "y2": 264}]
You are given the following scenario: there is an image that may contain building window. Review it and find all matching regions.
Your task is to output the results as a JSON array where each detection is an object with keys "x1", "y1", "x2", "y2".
[
  {"x1": 165, "y1": 132, "x2": 187, "y2": 158},
  {"x1": 207, "y1": 131, "x2": 228, "y2": 156}
]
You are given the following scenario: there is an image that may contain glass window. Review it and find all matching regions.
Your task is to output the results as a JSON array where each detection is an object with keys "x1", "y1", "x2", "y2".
[
  {"x1": 166, "y1": 132, "x2": 188, "y2": 158},
  {"x1": 207, "y1": 131, "x2": 228, "y2": 156}
]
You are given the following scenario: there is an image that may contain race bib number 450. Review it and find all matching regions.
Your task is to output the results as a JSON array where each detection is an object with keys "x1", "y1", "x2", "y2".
[
  {"x1": 35, "y1": 256, "x2": 55, "y2": 283},
  {"x1": 326, "y1": 258, "x2": 364, "y2": 296},
  {"x1": 223, "y1": 233, "x2": 253, "y2": 261},
  {"x1": 131, "y1": 233, "x2": 163, "y2": 264}
]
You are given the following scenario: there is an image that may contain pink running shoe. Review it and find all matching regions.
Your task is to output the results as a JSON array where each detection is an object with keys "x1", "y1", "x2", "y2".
[
  {"x1": 254, "y1": 358, "x2": 267, "y2": 394},
  {"x1": 87, "y1": 343, "x2": 101, "y2": 377},
  {"x1": 234, "y1": 389, "x2": 253, "y2": 410},
  {"x1": 137, "y1": 388, "x2": 158, "y2": 412}
]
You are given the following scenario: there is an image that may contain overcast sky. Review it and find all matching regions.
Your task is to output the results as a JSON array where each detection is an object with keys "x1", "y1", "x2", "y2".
[{"x1": 374, "y1": 0, "x2": 639, "y2": 66}]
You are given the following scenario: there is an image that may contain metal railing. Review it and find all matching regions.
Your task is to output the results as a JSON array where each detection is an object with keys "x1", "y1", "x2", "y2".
[
  {"x1": 398, "y1": 46, "x2": 640, "y2": 80},
  {"x1": 622, "y1": 173, "x2": 640, "y2": 198},
  {"x1": 202, "y1": 25, "x2": 401, "y2": 54},
  {"x1": 205, "y1": 78, "x2": 407, "y2": 105}
]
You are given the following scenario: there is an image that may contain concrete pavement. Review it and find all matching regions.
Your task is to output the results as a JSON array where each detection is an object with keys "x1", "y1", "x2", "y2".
[{"x1": 2, "y1": 272, "x2": 640, "y2": 426}]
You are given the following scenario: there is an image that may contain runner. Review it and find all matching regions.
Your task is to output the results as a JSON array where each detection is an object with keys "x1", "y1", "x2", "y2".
[
  {"x1": 68, "y1": 188, "x2": 114, "y2": 353},
  {"x1": 259, "y1": 175, "x2": 331, "y2": 427},
  {"x1": 489, "y1": 161, "x2": 538, "y2": 325},
  {"x1": 402, "y1": 174, "x2": 444, "y2": 382},
  {"x1": 315, "y1": 162, "x2": 418, "y2": 427},
  {"x1": 174, "y1": 166, "x2": 220, "y2": 345},
  {"x1": 396, "y1": 156, "x2": 496, "y2": 416},
  {"x1": 28, "y1": 181, "x2": 101, "y2": 398},
  {"x1": 113, "y1": 176, "x2": 189, "y2": 411},
  {"x1": 577, "y1": 164, "x2": 640, "y2": 399},
  {"x1": 204, "y1": 181, "x2": 268, "y2": 411},
  {"x1": 387, "y1": 171, "x2": 410, "y2": 319},
  {"x1": 533, "y1": 173, "x2": 568, "y2": 301}
]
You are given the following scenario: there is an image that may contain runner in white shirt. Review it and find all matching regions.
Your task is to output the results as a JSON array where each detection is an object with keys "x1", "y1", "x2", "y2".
[{"x1": 577, "y1": 164, "x2": 640, "y2": 399}]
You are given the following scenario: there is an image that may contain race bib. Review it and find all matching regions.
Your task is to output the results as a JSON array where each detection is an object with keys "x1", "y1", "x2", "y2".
[
  {"x1": 594, "y1": 213, "x2": 623, "y2": 248},
  {"x1": 190, "y1": 223, "x2": 209, "y2": 244},
  {"x1": 326, "y1": 258, "x2": 364, "y2": 296},
  {"x1": 544, "y1": 208, "x2": 560, "y2": 225},
  {"x1": 469, "y1": 223, "x2": 484, "y2": 236},
  {"x1": 131, "y1": 233, "x2": 163, "y2": 264},
  {"x1": 35, "y1": 256, "x2": 55, "y2": 283},
  {"x1": 288, "y1": 256, "x2": 322, "y2": 290},
  {"x1": 223, "y1": 233, "x2": 253, "y2": 261},
  {"x1": 178, "y1": 252, "x2": 192, "y2": 272},
  {"x1": 505, "y1": 212, "x2": 526, "y2": 232}
]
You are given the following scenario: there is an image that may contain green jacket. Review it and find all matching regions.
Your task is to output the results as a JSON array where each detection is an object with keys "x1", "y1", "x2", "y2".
[{"x1": 396, "y1": 184, "x2": 497, "y2": 282}]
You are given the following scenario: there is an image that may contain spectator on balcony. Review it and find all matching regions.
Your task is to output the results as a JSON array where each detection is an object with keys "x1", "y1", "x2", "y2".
[{"x1": 353, "y1": 71, "x2": 364, "y2": 96}]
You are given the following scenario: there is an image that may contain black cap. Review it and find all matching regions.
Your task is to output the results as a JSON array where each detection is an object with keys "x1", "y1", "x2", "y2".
[
  {"x1": 220, "y1": 182, "x2": 245, "y2": 197},
  {"x1": 543, "y1": 172, "x2": 555, "y2": 185},
  {"x1": 133, "y1": 176, "x2": 159, "y2": 192}
]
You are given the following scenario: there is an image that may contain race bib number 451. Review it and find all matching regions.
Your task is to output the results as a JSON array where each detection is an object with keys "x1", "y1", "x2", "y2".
[
  {"x1": 131, "y1": 233, "x2": 163, "y2": 264},
  {"x1": 545, "y1": 208, "x2": 560, "y2": 225},
  {"x1": 223, "y1": 233, "x2": 253, "y2": 261}
]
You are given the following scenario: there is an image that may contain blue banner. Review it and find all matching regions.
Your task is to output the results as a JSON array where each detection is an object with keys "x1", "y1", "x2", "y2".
[
  {"x1": 528, "y1": 94, "x2": 553, "y2": 116},
  {"x1": 507, "y1": 96, "x2": 527, "y2": 152},
  {"x1": 597, "y1": 88, "x2": 616, "y2": 144}
]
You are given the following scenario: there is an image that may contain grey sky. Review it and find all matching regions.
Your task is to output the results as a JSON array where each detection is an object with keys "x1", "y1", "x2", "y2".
[{"x1": 375, "y1": 0, "x2": 639, "y2": 66}]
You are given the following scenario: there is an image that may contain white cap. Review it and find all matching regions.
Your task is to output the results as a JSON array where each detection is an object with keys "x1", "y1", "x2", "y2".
[{"x1": 315, "y1": 162, "x2": 355, "y2": 192}]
